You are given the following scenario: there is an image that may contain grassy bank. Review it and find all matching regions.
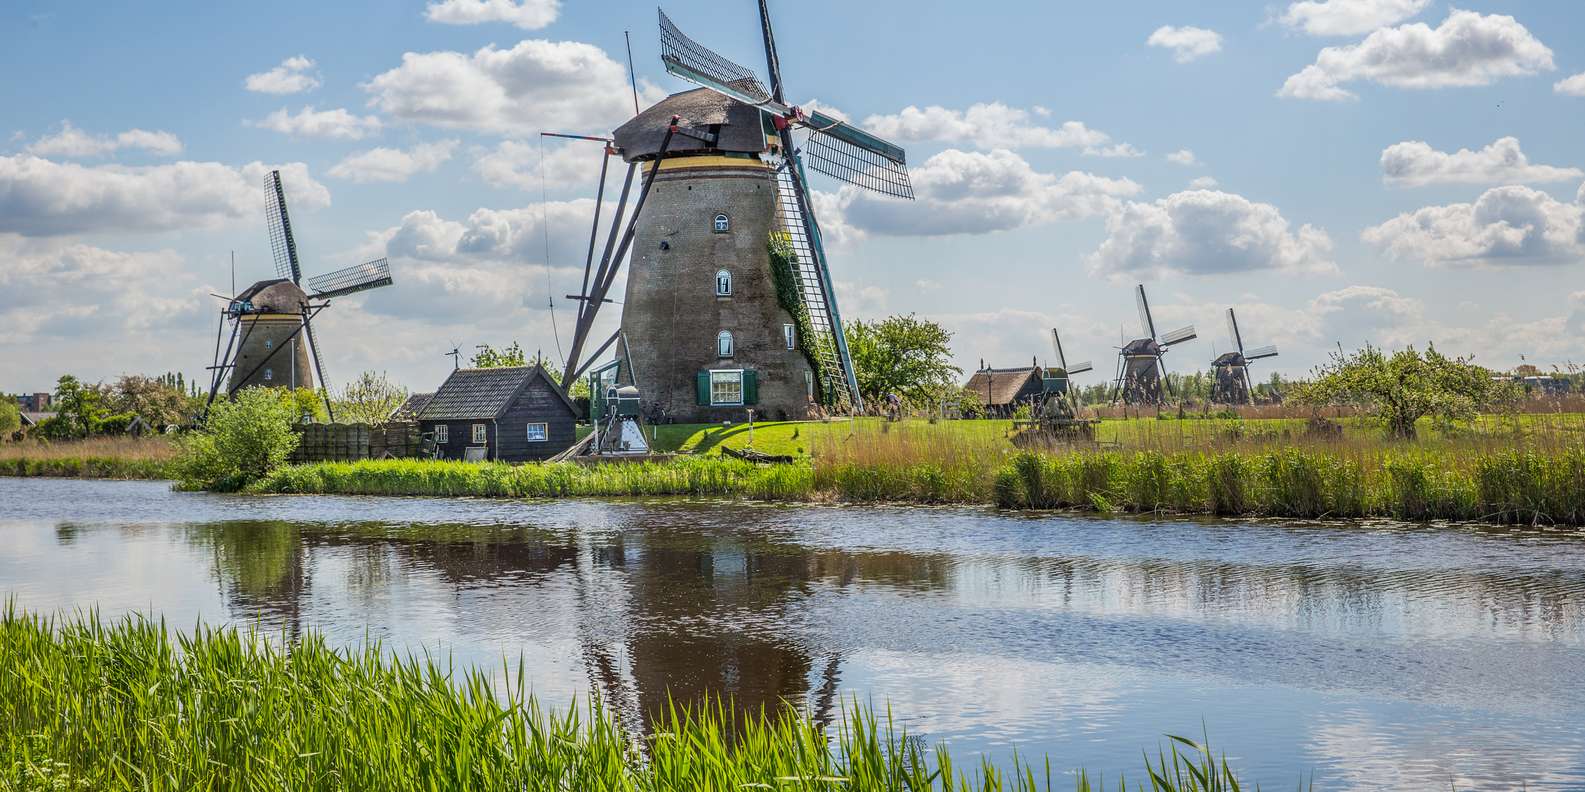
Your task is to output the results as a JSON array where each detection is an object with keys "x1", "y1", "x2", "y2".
[
  {"x1": 1, "y1": 607, "x2": 1258, "y2": 791},
  {"x1": 0, "y1": 436, "x2": 176, "y2": 479}
]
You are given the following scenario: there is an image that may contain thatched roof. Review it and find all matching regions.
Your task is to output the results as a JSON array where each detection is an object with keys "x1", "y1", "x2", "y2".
[
  {"x1": 232, "y1": 279, "x2": 309, "y2": 314},
  {"x1": 613, "y1": 88, "x2": 770, "y2": 162},
  {"x1": 962, "y1": 367, "x2": 1042, "y2": 407}
]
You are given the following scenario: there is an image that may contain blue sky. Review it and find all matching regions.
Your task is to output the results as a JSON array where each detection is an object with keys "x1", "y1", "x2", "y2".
[{"x1": 3, "y1": 0, "x2": 1583, "y2": 394}]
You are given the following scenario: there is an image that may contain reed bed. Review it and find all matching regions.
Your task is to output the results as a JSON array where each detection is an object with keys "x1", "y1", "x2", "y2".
[
  {"x1": 0, "y1": 436, "x2": 177, "y2": 479},
  {"x1": 1, "y1": 606, "x2": 1261, "y2": 791}
]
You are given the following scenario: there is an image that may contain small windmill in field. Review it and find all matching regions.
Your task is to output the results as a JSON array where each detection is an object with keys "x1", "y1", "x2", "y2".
[
  {"x1": 1111, "y1": 284, "x2": 1196, "y2": 405},
  {"x1": 1047, "y1": 329, "x2": 1093, "y2": 403},
  {"x1": 1211, "y1": 308, "x2": 1278, "y2": 404},
  {"x1": 204, "y1": 170, "x2": 394, "y2": 419}
]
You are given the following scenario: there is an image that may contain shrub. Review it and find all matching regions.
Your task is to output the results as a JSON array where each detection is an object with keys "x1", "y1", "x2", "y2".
[{"x1": 175, "y1": 388, "x2": 299, "y2": 491}]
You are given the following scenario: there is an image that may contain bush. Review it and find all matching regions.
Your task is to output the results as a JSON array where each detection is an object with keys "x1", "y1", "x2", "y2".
[{"x1": 175, "y1": 388, "x2": 300, "y2": 491}]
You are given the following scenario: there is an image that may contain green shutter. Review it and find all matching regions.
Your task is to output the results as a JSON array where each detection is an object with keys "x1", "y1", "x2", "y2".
[
  {"x1": 696, "y1": 371, "x2": 710, "y2": 405},
  {"x1": 743, "y1": 370, "x2": 758, "y2": 405}
]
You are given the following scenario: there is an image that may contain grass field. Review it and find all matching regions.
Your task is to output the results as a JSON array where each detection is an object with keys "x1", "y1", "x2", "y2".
[{"x1": 0, "y1": 606, "x2": 1264, "y2": 791}]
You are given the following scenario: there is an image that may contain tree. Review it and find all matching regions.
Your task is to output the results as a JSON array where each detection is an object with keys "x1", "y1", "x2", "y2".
[
  {"x1": 176, "y1": 387, "x2": 300, "y2": 491},
  {"x1": 846, "y1": 314, "x2": 961, "y2": 409},
  {"x1": 335, "y1": 371, "x2": 409, "y2": 425},
  {"x1": 1292, "y1": 343, "x2": 1507, "y2": 439},
  {"x1": 0, "y1": 400, "x2": 19, "y2": 438},
  {"x1": 471, "y1": 342, "x2": 527, "y2": 368},
  {"x1": 110, "y1": 374, "x2": 188, "y2": 427},
  {"x1": 51, "y1": 375, "x2": 108, "y2": 439}
]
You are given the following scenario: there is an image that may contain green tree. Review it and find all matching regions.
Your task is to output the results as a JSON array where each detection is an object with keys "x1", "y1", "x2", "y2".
[
  {"x1": 846, "y1": 314, "x2": 961, "y2": 408},
  {"x1": 51, "y1": 375, "x2": 108, "y2": 438},
  {"x1": 471, "y1": 342, "x2": 527, "y2": 368},
  {"x1": 1293, "y1": 343, "x2": 1507, "y2": 439},
  {"x1": 0, "y1": 400, "x2": 19, "y2": 438},
  {"x1": 176, "y1": 387, "x2": 300, "y2": 491},
  {"x1": 109, "y1": 375, "x2": 188, "y2": 427},
  {"x1": 334, "y1": 371, "x2": 409, "y2": 425}
]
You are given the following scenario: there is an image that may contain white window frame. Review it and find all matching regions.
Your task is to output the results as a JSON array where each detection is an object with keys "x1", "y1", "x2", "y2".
[
  {"x1": 715, "y1": 269, "x2": 732, "y2": 296},
  {"x1": 526, "y1": 422, "x2": 548, "y2": 442},
  {"x1": 435, "y1": 424, "x2": 449, "y2": 443},
  {"x1": 471, "y1": 423, "x2": 487, "y2": 444},
  {"x1": 805, "y1": 369, "x2": 815, "y2": 401},
  {"x1": 783, "y1": 323, "x2": 796, "y2": 350},
  {"x1": 717, "y1": 330, "x2": 734, "y2": 358},
  {"x1": 713, "y1": 213, "x2": 730, "y2": 232},
  {"x1": 710, "y1": 369, "x2": 744, "y2": 406}
]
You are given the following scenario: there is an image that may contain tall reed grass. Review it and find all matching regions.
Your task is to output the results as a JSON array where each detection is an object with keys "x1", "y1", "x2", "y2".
[
  {"x1": 0, "y1": 605, "x2": 1264, "y2": 791},
  {"x1": 0, "y1": 436, "x2": 176, "y2": 479}
]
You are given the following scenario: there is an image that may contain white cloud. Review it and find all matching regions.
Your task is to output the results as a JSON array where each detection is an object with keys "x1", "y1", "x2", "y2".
[
  {"x1": 1146, "y1": 26, "x2": 1223, "y2": 63},
  {"x1": 858, "y1": 103, "x2": 1139, "y2": 157},
  {"x1": 472, "y1": 139, "x2": 604, "y2": 191},
  {"x1": 25, "y1": 121, "x2": 182, "y2": 158},
  {"x1": 328, "y1": 140, "x2": 458, "y2": 183},
  {"x1": 425, "y1": 0, "x2": 558, "y2": 29},
  {"x1": 1088, "y1": 189, "x2": 1336, "y2": 277},
  {"x1": 1189, "y1": 176, "x2": 1220, "y2": 189},
  {"x1": 1166, "y1": 149, "x2": 1200, "y2": 166},
  {"x1": 0, "y1": 155, "x2": 329, "y2": 237},
  {"x1": 1381, "y1": 137, "x2": 1582, "y2": 187},
  {"x1": 1279, "y1": 10, "x2": 1554, "y2": 101},
  {"x1": 252, "y1": 106, "x2": 382, "y2": 140},
  {"x1": 0, "y1": 234, "x2": 207, "y2": 345},
  {"x1": 823, "y1": 148, "x2": 1140, "y2": 238},
  {"x1": 914, "y1": 279, "x2": 942, "y2": 291},
  {"x1": 363, "y1": 40, "x2": 662, "y2": 136},
  {"x1": 1277, "y1": 0, "x2": 1430, "y2": 37},
  {"x1": 244, "y1": 56, "x2": 321, "y2": 95},
  {"x1": 1556, "y1": 72, "x2": 1585, "y2": 97},
  {"x1": 1363, "y1": 184, "x2": 1585, "y2": 267}
]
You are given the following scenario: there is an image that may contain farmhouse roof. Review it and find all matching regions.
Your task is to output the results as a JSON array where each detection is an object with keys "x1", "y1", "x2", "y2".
[
  {"x1": 418, "y1": 365, "x2": 575, "y2": 421},
  {"x1": 962, "y1": 367, "x2": 1042, "y2": 407},
  {"x1": 389, "y1": 392, "x2": 433, "y2": 422},
  {"x1": 614, "y1": 88, "x2": 770, "y2": 162}
]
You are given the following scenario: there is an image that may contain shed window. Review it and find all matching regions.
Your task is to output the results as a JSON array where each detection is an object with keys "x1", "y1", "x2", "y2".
[
  {"x1": 717, "y1": 330, "x2": 734, "y2": 358},
  {"x1": 783, "y1": 323, "x2": 796, "y2": 350},
  {"x1": 526, "y1": 423, "x2": 548, "y2": 442},
  {"x1": 471, "y1": 424, "x2": 487, "y2": 444},
  {"x1": 263, "y1": 368, "x2": 273, "y2": 382},
  {"x1": 715, "y1": 269, "x2": 732, "y2": 296},
  {"x1": 435, "y1": 424, "x2": 449, "y2": 444},
  {"x1": 713, "y1": 213, "x2": 730, "y2": 232},
  {"x1": 710, "y1": 370, "x2": 743, "y2": 405}
]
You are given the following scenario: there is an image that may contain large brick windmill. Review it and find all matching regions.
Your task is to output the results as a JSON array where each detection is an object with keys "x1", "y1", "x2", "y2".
[
  {"x1": 1110, "y1": 284, "x2": 1196, "y2": 405},
  {"x1": 204, "y1": 170, "x2": 394, "y2": 419},
  {"x1": 558, "y1": 2, "x2": 913, "y2": 423}
]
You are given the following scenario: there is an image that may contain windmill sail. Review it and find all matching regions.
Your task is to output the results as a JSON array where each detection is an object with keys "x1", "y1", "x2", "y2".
[
  {"x1": 264, "y1": 170, "x2": 302, "y2": 284},
  {"x1": 309, "y1": 258, "x2": 393, "y2": 299},
  {"x1": 1135, "y1": 285, "x2": 1156, "y2": 340},
  {"x1": 772, "y1": 161, "x2": 858, "y2": 410},
  {"x1": 1244, "y1": 344, "x2": 1279, "y2": 360},
  {"x1": 1226, "y1": 308, "x2": 1245, "y2": 355},
  {"x1": 1067, "y1": 360, "x2": 1094, "y2": 374},
  {"x1": 1160, "y1": 325, "x2": 1197, "y2": 346},
  {"x1": 801, "y1": 114, "x2": 914, "y2": 199},
  {"x1": 659, "y1": 11, "x2": 773, "y2": 105},
  {"x1": 1051, "y1": 329, "x2": 1067, "y2": 370}
]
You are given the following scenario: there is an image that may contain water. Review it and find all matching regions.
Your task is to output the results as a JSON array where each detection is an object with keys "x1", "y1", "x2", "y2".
[{"x1": 3, "y1": 478, "x2": 1584, "y2": 790}]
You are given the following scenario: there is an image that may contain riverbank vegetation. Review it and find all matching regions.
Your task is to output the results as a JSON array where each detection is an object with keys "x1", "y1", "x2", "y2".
[
  {"x1": 0, "y1": 436, "x2": 177, "y2": 479},
  {"x1": 1, "y1": 606, "x2": 1259, "y2": 791}
]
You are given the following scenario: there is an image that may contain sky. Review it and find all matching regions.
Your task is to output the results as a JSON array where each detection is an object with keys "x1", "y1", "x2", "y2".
[{"x1": 3, "y1": 0, "x2": 1584, "y2": 395}]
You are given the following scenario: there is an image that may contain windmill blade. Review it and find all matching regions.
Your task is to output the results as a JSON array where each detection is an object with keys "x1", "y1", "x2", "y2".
[
  {"x1": 659, "y1": 10, "x2": 774, "y2": 106},
  {"x1": 308, "y1": 258, "x2": 393, "y2": 299},
  {"x1": 801, "y1": 123, "x2": 915, "y2": 199},
  {"x1": 1067, "y1": 361, "x2": 1094, "y2": 375},
  {"x1": 1135, "y1": 285, "x2": 1157, "y2": 340},
  {"x1": 1226, "y1": 308, "x2": 1244, "y2": 354},
  {"x1": 1244, "y1": 344, "x2": 1279, "y2": 360},
  {"x1": 1160, "y1": 325, "x2": 1197, "y2": 346},
  {"x1": 1051, "y1": 329, "x2": 1068, "y2": 370},
  {"x1": 264, "y1": 170, "x2": 302, "y2": 284}
]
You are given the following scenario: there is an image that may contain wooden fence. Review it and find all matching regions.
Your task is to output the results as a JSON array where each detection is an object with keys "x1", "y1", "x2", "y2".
[{"x1": 290, "y1": 422, "x2": 423, "y2": 463}]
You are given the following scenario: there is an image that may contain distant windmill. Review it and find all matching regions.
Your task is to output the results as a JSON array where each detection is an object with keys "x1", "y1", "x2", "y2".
[
  {"x1": 1211, "y1": 308, "x2": 1278, "y2": 404},
  {"x1": 1111, "y1": 284, "x2": 1196, "y2": 405},
  {"x1": 444, "y1": 341, "x2": 462, "y2": 371},
  {"x1": 204, "y1": 170, "x2": 395, "y2": 419}
]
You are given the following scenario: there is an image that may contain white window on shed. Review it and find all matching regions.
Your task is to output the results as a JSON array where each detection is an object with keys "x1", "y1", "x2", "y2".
[
  {"x1": 713, "y1": 213, "x2": 730, "y2": 232},
  {"x1": 435, "y1": 424, "x2": 449, "y2": 443},
  {"x1": 715, "y1": 269, "x2": 732, "y2": 296},
  {"x1": 710, "y1": 370, "x2": 743, "y2": 406},
  {"x1": 471, "y1": 423, "x2": 487, "y2": 444},
  {"x1": 526, "y1": 423, "x2": 548, "y2": 442},
  {"x1": 717, "y1": 330, "x2": 734, "y2": 358}
]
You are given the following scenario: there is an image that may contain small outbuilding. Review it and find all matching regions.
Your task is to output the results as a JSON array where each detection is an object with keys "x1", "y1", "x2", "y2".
[
  {"x1": 963, "y1": 366, "x2": 1045, "y2": 416},
  {"x1": 416, "y1": 365, "x2": 577, "y2": 462}
]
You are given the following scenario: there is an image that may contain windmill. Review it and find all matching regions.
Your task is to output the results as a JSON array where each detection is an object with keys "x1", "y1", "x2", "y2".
[
  {"x1": 1211, "y1": 308, "x2": 1278, "y2": 404},
  {"x1": 1046, "y1": 329, "x2": 1093, "y2": 407},
  {"x1": 1111, "y1": 285, "x2": 1196, "y2": 405},
  {"x1": 204, "y1": 170, "x2": 395, "y2": 419},
  {"x1": 556, "y1": 2, "x2": 912, "y2": 424}
]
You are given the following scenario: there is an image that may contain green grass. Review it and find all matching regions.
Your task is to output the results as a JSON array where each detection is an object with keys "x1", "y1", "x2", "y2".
[
  {"x1": 0, "y1": 605, "x2": 1270, "y2": 791},
  {"x1": 0, "y1": 437, "x2": 177, "y2": 480}
]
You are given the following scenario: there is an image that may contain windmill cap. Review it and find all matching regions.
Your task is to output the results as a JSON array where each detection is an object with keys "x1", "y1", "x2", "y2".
[
  {"x1": 613, "y1": 88, "x2": 771, "y2": 162},
  {"x1": 232, "y1": 279, "x2": 308, "y2": 313}
]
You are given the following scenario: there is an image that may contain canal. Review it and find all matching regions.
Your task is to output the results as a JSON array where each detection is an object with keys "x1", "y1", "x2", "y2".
[{"x1": 2, "y1": 477, "x2": 1583, "y2": 790}]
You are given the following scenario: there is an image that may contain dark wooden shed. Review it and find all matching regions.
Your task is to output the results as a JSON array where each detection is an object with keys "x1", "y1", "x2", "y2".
[{"x1": 416, "y1": 365, "x2": 577, "y2": 462}]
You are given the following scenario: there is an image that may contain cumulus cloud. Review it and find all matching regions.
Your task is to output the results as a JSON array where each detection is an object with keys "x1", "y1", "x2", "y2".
[
  {"x1": 1556, "y1": 73, "x2": 1585, "y2": 97},
  {"x1": 328, "y1": 140, "x2": 458, "y2": 183},
  {"x1": 1189, "y1": 176, "x2": 1220, "y2": 189},
  {"x1": 1146, "y1": 26, "x2": 1223, "y2": 63},
  {"x1": 1166, "y1": 149, "x2": 1200, "y2": 166},
  {"x1": 363, "y1": 40, "x2": 662, "y2": 136},
  {"x1": 1279, "y1": 10, "x2": 1554, "y2": 100},
  {"x1": 25, "y1": 121, "x2": 182, "y2": 158},
  {"x1": 1363, "y1": 184, "x2": 1585, "y2": 267},
  {"x1": 1381, "y1": 137, "x2": 1582, "y2": 187},
  {"x1": 857, "y1": 103, "x2": 1140, "y2": 156},
  {"x1": 0, "y1": 234, "x2": 206, "y2": 346},
  {"x1": 472, "y1": 139, "x2": 605, "y2": 191},
  {"x1": 1087, "y1": 189, "x2": 1336, "y2": 278},
  {"x1": 821, "y1": 148, "x2": 1140, "y2": 238},
  {"x1": 244, "y1": 56, "x2": 321, "y2": 95},
  {"x1": 425, "y1": 0, "x2": 558, "y2": 29},
  {"x1": 1277, "y1": 0, "x2": 1430, "y2": 37},
  {"x1": 0, "y1": 155, "x2": 329, "y2": 237},
  {"x1": 251, "y1": 106, "x2": 382, "y2": 140}
]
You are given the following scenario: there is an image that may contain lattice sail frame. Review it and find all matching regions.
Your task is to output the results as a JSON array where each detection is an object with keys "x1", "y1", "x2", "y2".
[
  {"x1": 265, "y1": 171, "x2": 301, "y2": 284},
  {"x1": 659, "y1": 10, "x2": 773, "y2": 105},
  {"x1": 309, "y1": 258, "x2": 393, "y2": 299}
]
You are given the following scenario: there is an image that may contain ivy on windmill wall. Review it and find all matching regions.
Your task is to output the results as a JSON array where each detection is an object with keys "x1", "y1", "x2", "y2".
[{"x1": 768, "y1": 232, "x2": 838, "y2": 407}]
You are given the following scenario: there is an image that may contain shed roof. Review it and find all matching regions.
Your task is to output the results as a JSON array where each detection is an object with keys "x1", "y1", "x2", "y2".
[
  {"x1": 613, "y1": 88, "x2": 770, "y2": 162},
  {"x1": 19, "y1": 411, "x2": 56, "y2": 427},
  {"x1": 389, "y1": 392, "x2": 434, "y2": 422},
  {"x1": 418, "y1": 365, "x2": 575, "y2": 421},
  {"x1": 962, "y1": 367, "x2": 1043, "y2": 407}
]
